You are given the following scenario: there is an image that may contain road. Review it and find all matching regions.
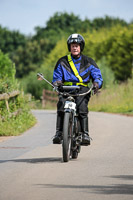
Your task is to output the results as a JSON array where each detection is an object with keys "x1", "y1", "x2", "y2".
[{"x1": 0, "y1": 110, "x2": 133, "y2": 200}]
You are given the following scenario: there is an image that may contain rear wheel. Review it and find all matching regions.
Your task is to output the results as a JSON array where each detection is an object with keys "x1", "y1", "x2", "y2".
[
  {"x1": 72, "y1": 150, "x2": 78, "y2": 159},
  {"x1": 62, "y1": 112, "x2": 72, "y2": 162}
]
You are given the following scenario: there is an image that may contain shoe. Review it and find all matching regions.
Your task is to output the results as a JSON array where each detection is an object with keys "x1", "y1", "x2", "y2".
[
  {"x1": 53, "y1": 133, "x2": 62, "y2": 144},
  {"x1": 81, "y1": 134, "x2": 91, "y2": 146}
]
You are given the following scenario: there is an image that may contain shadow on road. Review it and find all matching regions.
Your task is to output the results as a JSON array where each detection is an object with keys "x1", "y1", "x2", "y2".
[
  {"x1": 36, "y1": 182, "x2": 133, "y2": 195},
  {"x1": 0, "y1": 157, "x2": 62, "y2": 164},
  {"x1": 108, "y1": 175, "x2": 133, "y2": 181}
]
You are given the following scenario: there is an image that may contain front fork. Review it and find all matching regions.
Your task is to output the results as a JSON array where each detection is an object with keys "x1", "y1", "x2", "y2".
[
  {"x1": 64, "y1": 102, "x2": 81, "y2": 152},
  {"x1": 64, "y1": 108, "x2": 75, "y2": 135},
  {"x1": 64, "y1": 108, "x2": 76, "y2": 149}
]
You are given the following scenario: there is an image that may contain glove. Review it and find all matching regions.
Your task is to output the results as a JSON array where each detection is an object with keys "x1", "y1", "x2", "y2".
[
  {"x1": 53, "y1": 81, "x2": 63, "y2": 91},
  {"x1": 57, "y1": 85, "x2": 64, "y2": 92},
  {"x1": 93, "y1": 82, "x2": 99, "y2": 94}
]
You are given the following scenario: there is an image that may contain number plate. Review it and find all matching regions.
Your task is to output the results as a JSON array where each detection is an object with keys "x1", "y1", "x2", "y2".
[{"x1": 64, "y1": 101, "x2": 76, "y2": 110}]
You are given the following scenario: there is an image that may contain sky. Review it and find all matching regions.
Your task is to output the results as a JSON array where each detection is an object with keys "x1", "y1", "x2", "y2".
[{"x1": 0, "y1": 0, "x2": 133, "y2": 36}]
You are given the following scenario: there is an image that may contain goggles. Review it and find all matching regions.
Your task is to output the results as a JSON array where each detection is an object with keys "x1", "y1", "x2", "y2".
[{"x1": 69, "y1": 38, "x2": 81, "y2": 44}]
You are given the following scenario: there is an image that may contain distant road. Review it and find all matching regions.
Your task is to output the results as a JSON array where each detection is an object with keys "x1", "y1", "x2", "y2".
[{"x1": 0, "y1": 110, "x2": 133, "y2": 200}]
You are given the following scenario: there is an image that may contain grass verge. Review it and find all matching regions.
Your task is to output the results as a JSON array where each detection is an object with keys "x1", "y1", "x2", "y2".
[
  {"x1": 89, "y1": 78, "x2": 133, "y2": 115},
  {"x1": 0, "y1": 110, "x2": 36, "y2": 136}
]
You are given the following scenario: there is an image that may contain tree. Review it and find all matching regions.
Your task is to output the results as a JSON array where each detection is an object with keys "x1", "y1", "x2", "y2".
[
  {"x1": 92, "y1": 15, "x2": 127, "y2": 30},
  {"x1": 0, "y1": 13, "x2": 130, "y2": 81},
  {"x1": 0, "y1": 50, "x2": 18, "y2": 93},
  {"x1": 0, "y1": 25, "x2": 27, "y2": 54},
  {"x1": 12, "y1": 40, "x2": 48, "y2": 78},
  {"x1": 84, "y1": 25, "x2": 133, "y2": 82},
  {"x1": 106, "y1": 26, "x2": 133, "y2": 81}
]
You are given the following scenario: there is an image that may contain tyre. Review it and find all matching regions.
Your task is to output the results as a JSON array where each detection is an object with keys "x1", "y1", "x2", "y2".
[
  {"x1": 62, "y1": 112, "x2": 72, "y2": 162},
  {"x1": 72, "y1": 150, "x2": 78, "y2": 159}
]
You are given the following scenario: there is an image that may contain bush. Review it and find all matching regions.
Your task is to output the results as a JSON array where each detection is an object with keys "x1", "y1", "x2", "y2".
[
  {"x1": 0, "y1": 110, "x2": 36, "y2": 136},
  {"x1": 97, "y1": 57, "x2": 115, "y2": 88},
  {"x1": 0, "y1": 50, "x2": 18, "y2": 93},
  {"x1": 0, "y1": 50, "x2": 36, "y2": 136}
]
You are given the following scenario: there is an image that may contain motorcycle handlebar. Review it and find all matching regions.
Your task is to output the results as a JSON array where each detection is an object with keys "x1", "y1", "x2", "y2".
[
  {"x1": 37, "y1": 72, "x2": 94, "y2": 97},
  {"x1": 56, "y1": 85, "x2": 94, "y2": 97}
]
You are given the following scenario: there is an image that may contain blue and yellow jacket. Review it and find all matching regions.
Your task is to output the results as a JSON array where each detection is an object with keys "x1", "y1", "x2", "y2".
[{"x1": 52, "y1": 54, "x2": 103, "y2": 88}]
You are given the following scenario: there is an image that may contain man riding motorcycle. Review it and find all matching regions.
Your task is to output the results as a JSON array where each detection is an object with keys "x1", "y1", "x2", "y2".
[{"x1": 52, "y1": 33, "x2": 103, "y2": 145}]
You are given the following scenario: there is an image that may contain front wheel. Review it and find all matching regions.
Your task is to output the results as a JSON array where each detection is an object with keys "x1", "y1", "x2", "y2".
[
  {"x1": 71, "y1": 117, "x2": 81, "y2": 160},
  {"x1": 62, "y1": 112, "x2": 72, "y2": 162}
]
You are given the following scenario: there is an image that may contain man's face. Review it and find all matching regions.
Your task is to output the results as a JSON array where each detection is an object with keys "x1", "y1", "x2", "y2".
[{"x1": 70, "y1": 43, "x2": 80, "y2": 57}]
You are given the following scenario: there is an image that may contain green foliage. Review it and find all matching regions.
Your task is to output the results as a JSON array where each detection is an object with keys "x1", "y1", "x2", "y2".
[
  {"x1": 12, "y1": 40, "x2": 48, "y2": 78},
  {"x1": 89, "y1": 78, "x2": 133, "y2": 115},
  {"x1": 83, "y1": 25, "x2": 133, "y2": 82},
  {"x1": 0, "y1": 25, "x2": 27, "y2": 54},
  {"x1": 24, "y1": 25, "x2": 133, "y2": 98},
  {"x1": 0, "y1": 51, "x2": 36, "y2": 136},
  {"x1": 34, "y1": 12, "x2": 83, "y2": 41},
  {"x1": 97, "y1": 57, "x2": 115, "y2": 88},
  {"x1": 20, "y1": 72, "x2": 48, "y2": 99},
  {"x1": 0, "y1": 50, "x2": 16, "y2": 79},
  {"x1": 106, "y1": 25, "x2": 133, "y2": 81},
  {"x1": 0, "y1": 50, "x2": 18, "y2": 93},
  {"x1": 0, "y1": 12, "x2": 130, "y2": 79},
  {"x1": 21, "y1": 38, "x2": 68, "y2": 99},
  {"x1": 34, "y1": 13, "x2": 128, "y2": 41},
  {"x1": 0, "y1": 86, "x2": 36, "y2": 136},
  {"x1": 0, "y1": 26, "x2": 28, "y2": 78},
  {"x1": 40, "y1": 37, "x2": 68, "y2": 71},
  {"x1": 1, "y1": 12, "x2": 132, "y2": 100},
  {"x1": 91, "y1": 15, "x2": 127, "y2": 30},
  {"x1": 0, "y1": 110, "x2": 36, "y2": 136}
]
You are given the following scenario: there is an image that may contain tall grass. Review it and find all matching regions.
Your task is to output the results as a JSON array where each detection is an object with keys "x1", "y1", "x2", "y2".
[
  {"x1": 89, "y1": 78, "x2": 133, "y2": 115},
  {"x1": 0, "y1": 110, "x2": 36, "y2": 136},
  {"x1": 0, "y1": 93, "x2": 37, "y2": 136}
]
